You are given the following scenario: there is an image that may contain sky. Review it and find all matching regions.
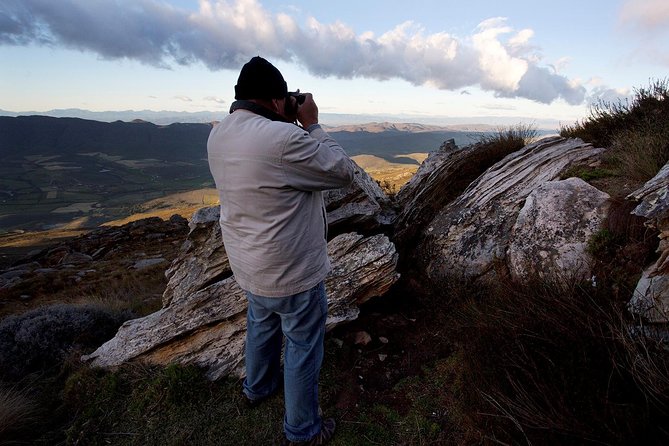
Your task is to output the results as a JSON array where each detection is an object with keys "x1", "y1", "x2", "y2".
[{"x1": 1, "y1": 0, "x2": 668, "y2": 127}]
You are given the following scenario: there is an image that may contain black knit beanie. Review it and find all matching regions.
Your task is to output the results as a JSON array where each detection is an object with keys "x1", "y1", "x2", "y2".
[{"x1": 234, "y1": 56, "x2": 288, "y2": 100}]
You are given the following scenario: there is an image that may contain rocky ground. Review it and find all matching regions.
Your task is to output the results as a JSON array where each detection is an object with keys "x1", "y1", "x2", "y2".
[
  {"x1": 0, "y1": 216, "x2": 188, "y2": 319},
  {"x1": 0, "y1": 213, "x2": 463, "y2": 445}
]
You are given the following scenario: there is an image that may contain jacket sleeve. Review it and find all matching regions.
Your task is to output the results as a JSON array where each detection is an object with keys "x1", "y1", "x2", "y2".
[{"x1": 280, "y1": 124, "x2": 356, "y2": 191}]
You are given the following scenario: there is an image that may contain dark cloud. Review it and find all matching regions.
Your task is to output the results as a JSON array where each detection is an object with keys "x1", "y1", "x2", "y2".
[
  {"x1": 0, "y1": 0, "x2": 587, "y2": 105},
  {"x1": 498, "y1": 65, "x2": 586, "y2": 105}
]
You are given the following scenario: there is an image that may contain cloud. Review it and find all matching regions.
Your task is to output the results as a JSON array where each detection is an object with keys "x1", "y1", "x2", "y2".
[
  {"x1": 586, "y1": 85, "x2": 633, "y2": 107},
  {"x1": 174, "y1": 95, "x2": 192, "y2": 102},
  {"x1": 0, "y1": 0, "x2": 585, "y2": 104},
  {"x1": 204, "y1": 96, "x2": 226, "y2": 104}
]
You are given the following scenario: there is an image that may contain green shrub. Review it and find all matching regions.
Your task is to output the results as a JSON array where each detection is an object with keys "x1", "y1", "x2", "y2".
[
  {"x1": 559, "y1": 166, "x2": 617, "y2": 182},
  {"x1": 561, "y1": 78, "x2": 669, "y2": 149}
]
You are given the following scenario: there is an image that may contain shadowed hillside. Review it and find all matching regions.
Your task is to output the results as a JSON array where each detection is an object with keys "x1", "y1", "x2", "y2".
[{"x1": 0, "y1": 116, "x2": 488, "y2": 232}]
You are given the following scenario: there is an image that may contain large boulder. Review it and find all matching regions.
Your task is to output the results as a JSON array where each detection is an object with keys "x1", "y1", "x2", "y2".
[
  {"x1": 507, "y1": 178, "x2": 610, "y2": 282},
  {"x1": 628, "y1": 162, "x2": 669, "y2": 323},
  {"x1": 83, "y1": 232, "x2": 399, "y2": 380},
  {"x1": 414, "y1": 137, "x2": 606, "y2": 284}
]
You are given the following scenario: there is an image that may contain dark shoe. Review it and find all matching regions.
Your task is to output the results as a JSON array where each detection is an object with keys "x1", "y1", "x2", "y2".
[{"x1": 281, "y1": 418, "x2": 336, "y2": 446}]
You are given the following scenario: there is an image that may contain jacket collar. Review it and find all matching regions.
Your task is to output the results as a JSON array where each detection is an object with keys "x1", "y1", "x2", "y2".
[{"x1": 229, "y1": 100, "x2": 290, "y2": 123}]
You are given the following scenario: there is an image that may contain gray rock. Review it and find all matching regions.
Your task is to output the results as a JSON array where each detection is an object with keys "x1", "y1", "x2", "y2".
[
  {"x1": 324, "y1": 163, "x2": 395, "y2": 236},
  {"x1": 162, "y1": 206, "x2": 230, "y2": 307},
  {"x1": 61, "y1": 252, "x2": 94, "y2": 265},
  {"x1": 132, "y1": 258, "x2": 167, "y2": 270},
  {"x1": 627, "y1": 161, "x2": 669, "y2": 323},
  {"x1": 507, "y1": 178, "x2": 610, "y2": 282},
  {"x1": 629, "y1": 269, "x2": 669, "y2": 323},
  {"x1": 415, "y1": 137, "x2": 605, "y2": 283}
]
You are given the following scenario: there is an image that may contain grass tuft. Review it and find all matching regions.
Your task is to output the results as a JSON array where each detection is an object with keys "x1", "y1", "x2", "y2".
[
  {"x1": 473, "y1": 123, "x2": 538, "y2": 153},
  {"x1": 0, "y1": 386, "x2": 40, "y2": 445}
]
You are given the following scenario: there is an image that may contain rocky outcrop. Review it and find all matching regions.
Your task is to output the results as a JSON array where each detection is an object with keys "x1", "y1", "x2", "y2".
[
  {"x1": 414, "y1": 137, "x2": 606, "y2": 283},
  {"x1": 0, "y1": 216, "x2": 188, "y2": 297},
  {"x1": 628, "y1": 162, "x2": 669, "y2": 323},
  {"x1": 83, "y1": 232, "x2": 399, "y2": 380},
  {"x1": 84, "y1": 185, "x2": 401, "y2": 380}
]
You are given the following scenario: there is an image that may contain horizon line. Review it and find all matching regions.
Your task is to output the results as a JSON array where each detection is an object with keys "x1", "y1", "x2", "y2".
[{"x1": 0, "y1": 107, "x2": 573, "y2": 130}]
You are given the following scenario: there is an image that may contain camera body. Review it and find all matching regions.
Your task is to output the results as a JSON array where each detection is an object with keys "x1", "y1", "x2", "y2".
[{"x1": 284, "y1": 90, "x2": 306, "y2": 121}]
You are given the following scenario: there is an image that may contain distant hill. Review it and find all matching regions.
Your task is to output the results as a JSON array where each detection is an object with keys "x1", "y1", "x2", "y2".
[
  {"x1": 0, "y1": 115, "x2": 494, "y2": 232},
  {"x1": 0, "y1": 115, "x2": 483, "y2": 162},
  {"x1": 0, "y1": 108, "x2": 562, "y2": 129},
  {"x1": 0, "y1": 115, "x2": 212, "y2": 161}
]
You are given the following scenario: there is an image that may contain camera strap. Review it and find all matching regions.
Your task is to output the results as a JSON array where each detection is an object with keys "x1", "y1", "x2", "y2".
[{"x1": 229, "y1": 100, "x2": 293, "y2": 124}]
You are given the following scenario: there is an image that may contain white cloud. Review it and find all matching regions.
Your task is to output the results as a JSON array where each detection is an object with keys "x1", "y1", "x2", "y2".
[{"x1": 0, "y1": 0, "x2": 585, "y2": 104}]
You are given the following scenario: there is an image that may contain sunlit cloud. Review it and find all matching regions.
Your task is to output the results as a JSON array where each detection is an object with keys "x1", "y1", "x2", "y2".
[{"x1": 0, "y1": 0, "x2": 586, "y2": 104}]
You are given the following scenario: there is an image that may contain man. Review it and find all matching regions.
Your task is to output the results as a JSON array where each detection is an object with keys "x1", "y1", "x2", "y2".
[{"x1": 207, "y1": 56, "x2": 355, "y2": 445}]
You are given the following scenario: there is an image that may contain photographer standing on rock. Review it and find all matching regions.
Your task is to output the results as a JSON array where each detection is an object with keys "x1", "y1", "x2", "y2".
[{"x1": 207, "y1": 56, "x2": 355, "y2": 445}]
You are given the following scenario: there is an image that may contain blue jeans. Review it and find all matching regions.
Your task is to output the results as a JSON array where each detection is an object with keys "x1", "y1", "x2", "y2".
[{"x1": 244, "y1": 281, "x2": 328, "y2": 442}]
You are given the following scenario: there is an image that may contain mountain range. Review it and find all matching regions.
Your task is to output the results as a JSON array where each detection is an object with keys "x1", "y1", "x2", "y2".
[{"x1": 0, "y1": 108, "x2": 562, "y2": 130}]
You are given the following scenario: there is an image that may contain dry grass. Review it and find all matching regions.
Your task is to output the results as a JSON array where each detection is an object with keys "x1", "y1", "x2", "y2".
[
  {"x1": 442, "y1": 275, "x2": 669, "y2": 445},
  {"x1": 352, "y1": 154, "x2": 422, "y2": 193},
  {"x1": 473, "y1": 123, "x2": 538, "y2": 150}
]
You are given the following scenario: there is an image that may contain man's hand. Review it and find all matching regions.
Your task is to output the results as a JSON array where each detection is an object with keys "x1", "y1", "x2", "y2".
[{"x1": 297, "y1": 93, "x2": 318, "y2": 129}]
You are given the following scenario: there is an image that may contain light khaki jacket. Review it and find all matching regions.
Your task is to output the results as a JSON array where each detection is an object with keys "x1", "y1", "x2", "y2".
[{"x1": 207, "y1": 110, "x2": 355, "y2": 297}]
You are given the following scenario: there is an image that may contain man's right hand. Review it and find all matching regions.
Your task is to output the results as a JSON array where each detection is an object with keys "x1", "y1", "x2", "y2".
[{"x1": 297, "y1": 93, "x2": 318, "y2": 129}]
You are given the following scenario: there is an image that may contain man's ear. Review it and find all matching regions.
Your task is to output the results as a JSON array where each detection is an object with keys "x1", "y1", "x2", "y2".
[{"x1": 268, "y1": 98, "x2": 278, "y2": 112}]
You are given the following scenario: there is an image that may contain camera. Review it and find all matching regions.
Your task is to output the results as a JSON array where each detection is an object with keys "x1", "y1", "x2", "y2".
[{"x1": 284, "y1": 90, "x2": 306, "y2": 120}]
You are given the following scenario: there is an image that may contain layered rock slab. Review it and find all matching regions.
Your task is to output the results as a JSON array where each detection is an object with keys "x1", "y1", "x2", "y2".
[
  {"x1": 415, "y1": 136, "x2": 606, "y2": 283},
  {"x1": 628, "y1": 162, "x2": 669, "y2": 323},
  {"x1": 324, "y1": 163, "x2": 395, "y2": 236},
  {"x1": 83, "y1": 232, "x2": 399, "y2": 380}
]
